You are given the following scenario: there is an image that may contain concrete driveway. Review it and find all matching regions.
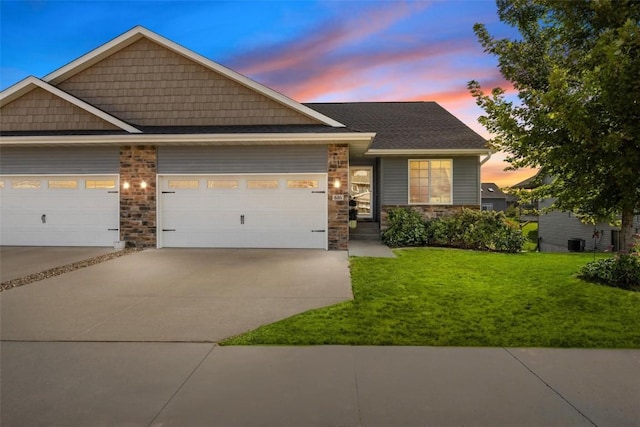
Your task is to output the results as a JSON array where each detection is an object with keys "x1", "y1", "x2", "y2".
[{"x1": 0, "y1": 248, "x2": 352, "y2": 342}]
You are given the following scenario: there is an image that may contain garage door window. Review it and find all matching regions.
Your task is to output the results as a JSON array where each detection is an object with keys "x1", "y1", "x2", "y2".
[
  {"x1": 0, "y1": 181, "x2": 4, "y2": 189},
  {"x1": 86, "y1": 180, "x2": 116, "y2": 189},
  {"x1": 169, "y1": 180, "x2": 199, "y2": 189},
  {"x1": 49, "y1": 180, "x2": 78, "y2": 189},
  {"x1": 12, "y1": 180, "x2": 40, "y2": 189},
  {"x1": 247, "y1": 180, "x2": 278, "y2": 189},
  {"x1": 208, "y1": 180, "x2": 239, "y2": 189},
  {"x1": 287, "y1": 180, "x2": 318, "y2": 189}
]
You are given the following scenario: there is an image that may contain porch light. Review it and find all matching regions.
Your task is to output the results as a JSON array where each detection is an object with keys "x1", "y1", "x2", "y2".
[
  {"x1": 140, "y1": 180, "x2": 147, "y2": 189},
  {"x1": 123, "y1": 181, "x2": 130, "y2": 190},
  {"x1": 333, "y1": 178, "x2": 341, "y2": 189}
]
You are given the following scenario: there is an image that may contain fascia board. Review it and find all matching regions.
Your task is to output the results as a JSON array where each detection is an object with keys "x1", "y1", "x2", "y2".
[
  {"x1": 365, "y1": 148, "x2": 493, "y2": 156},
  {"x1": 43, "y1": 26, "x2": 346, "y2": 128},
  {"x1": 0, "y1": 77, "x2": 141, "y2": 133},
  {"x1": 0, "y1": 132, "x2": 376, "y2": 146}
]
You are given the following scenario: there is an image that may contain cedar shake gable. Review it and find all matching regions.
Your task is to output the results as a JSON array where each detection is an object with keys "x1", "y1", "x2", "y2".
[
  {"x1": 42, "y1": 26, "x2": 344, "y2": 128},
  {"x1": 0, "y1": 77, "x2": 139, "y2": 133}
]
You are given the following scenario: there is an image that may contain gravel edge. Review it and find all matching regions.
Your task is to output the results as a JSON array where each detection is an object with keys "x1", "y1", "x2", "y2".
[{"x1": 0, "y1": 248, "x2": 144, "y2": 292}]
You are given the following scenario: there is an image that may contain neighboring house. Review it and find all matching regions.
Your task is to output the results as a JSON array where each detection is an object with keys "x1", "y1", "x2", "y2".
[
  {"x1": 0, "y1": 26, "x2": 490, "y2": 250},
  {"x1": 520, "y1": 174, "x2": 640, "y2": 252},
  {"x1": 480, "y1": 183, "x2": 507, "y2": 211}
]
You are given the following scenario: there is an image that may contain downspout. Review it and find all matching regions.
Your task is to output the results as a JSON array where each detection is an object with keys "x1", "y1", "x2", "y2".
[{"x1": 479, "y1": 153, "x2": 492, "y2": 209}]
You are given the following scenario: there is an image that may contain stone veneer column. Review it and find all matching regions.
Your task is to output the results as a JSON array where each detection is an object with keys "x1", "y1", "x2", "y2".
[
  {"x1": 327, "y1": 144, "x2": 349, "y2": 250},
  {"x1": 120, "y1": 145, "x2": 157, "y2": 248}
]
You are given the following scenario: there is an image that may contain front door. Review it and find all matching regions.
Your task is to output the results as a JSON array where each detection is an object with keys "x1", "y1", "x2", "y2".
[{"x1": 349, "y1": 166, "x2": 373, "y2": 219}]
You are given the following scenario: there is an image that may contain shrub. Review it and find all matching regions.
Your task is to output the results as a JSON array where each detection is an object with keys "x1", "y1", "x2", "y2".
[
  {"x1": 425, "y1": 209, "x2": 525, "y2": 253},
  {"x1": 580, "y1": 255, "x2": 640, "y2": 291},
  {"x1": 382, "y1": 207, "x2": 427, "y2": 247}
]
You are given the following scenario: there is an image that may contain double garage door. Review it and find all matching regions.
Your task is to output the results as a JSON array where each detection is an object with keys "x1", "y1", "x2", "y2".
[
  {"x1": 0, "y1": 175, "x2": 120, "y2": 246},
  {"x1": 0, "y1": 173, "x2": 328, "y2": 249},
  {"x1": 159, "y1": 174, "x2": 327, "y2": 249}
]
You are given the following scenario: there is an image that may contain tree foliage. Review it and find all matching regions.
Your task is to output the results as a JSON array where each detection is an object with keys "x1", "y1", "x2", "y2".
[{"x1": 469, "y1": 0, "x2": 640, "y2": 249}]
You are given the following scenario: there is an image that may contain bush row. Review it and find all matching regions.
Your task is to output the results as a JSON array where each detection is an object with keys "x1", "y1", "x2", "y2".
[{"x1": 381, "y1": 207, "x2": 526, "y2": 253}]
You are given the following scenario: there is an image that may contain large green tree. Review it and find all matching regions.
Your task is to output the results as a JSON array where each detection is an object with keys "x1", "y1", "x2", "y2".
[{"x1": 469, "y1": 0, "x2": 640, "y2": 250}]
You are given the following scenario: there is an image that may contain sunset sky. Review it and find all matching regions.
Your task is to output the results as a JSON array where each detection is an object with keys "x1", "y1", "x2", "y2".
[{"x1": 1, "y1": 0, "x2": 537, "y2": 187}]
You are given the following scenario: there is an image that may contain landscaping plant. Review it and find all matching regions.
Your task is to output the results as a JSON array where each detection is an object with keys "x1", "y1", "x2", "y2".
[
  {"x1": 580, "y1": 235, "x2": 640, "y2": 291},
  {"x1": 381, "y1": 207, "x2": 427, "y2": 247}
]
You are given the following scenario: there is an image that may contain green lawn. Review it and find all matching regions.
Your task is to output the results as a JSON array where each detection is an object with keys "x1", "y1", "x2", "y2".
[
  {"x1": 222, "y1": 248, "x2": 640, "y2": 348},
  {"x1": 522, "y1": 222, "x2": 539, "y2": 252}
]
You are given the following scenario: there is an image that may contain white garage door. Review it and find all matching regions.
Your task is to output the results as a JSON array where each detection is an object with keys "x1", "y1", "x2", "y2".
[
  {"x1": 0, "y1": 175, "x2": 120, "y2": 246},
  {"x1": 159, "y1": 174, "x2": 327, "y2": 249}
]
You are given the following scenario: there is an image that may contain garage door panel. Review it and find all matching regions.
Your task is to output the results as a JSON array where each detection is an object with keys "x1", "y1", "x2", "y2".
[
  {"x1": 160, "y1": 174, "x2": 327, "y2": 249},
  {"x1": 0, "y1": 175, "x2": 119, "y2": 247}
]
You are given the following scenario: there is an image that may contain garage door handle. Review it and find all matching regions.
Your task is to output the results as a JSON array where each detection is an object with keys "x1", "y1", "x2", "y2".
[
  {"x1": 240, "y1": 215, "x2": 245, "y2": 225},
  {"x1": 163, "y1": 229, "x2": 176, "y2": 232},
  {"x1": 311, "y1": 230, "x2": 326, "y2": 233},
  {"x1": 107, "y1": 228, "x2": 119, "y2": 231},
  {"x1": 311, "y1": 191, "x2": 326, "y2": 194},
  {"x1": 41, "y1": 214, "x2": 46, "y2": 224},
  {"x1": 162, "y1": 191, "x2": 176, "y2": 194}
]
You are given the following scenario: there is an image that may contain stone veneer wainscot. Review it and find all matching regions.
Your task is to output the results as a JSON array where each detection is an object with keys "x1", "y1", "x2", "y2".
[
  {"x1": 327, "y1": 144, "x2": 349, "y2": 250},
  {"x1": 120, "y1": 145, "x2": 157, "y2": 248}
]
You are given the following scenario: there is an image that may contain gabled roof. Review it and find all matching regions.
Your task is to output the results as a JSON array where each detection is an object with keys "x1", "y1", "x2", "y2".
[
  {"x1": 43, "y1": 26, "x2": 344, "y2": 128},
  {"x1": 512, "y1": 170, "x2": 543, "y2": 189},
  {"x1": 306, "y1": 102, "x2": 490, "y2": 154},
  {"x1": 0, "y1": 76, "x2": 141, "y2": 133},
  {"x1": 481, "y1": 182, "x2": 507, "y2": 198}
]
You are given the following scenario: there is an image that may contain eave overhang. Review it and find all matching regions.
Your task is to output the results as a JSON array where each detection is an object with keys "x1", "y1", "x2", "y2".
[
  {"x1": 365, "y1": 148, "x2": 493, "y2": 157},
  {"x1": 0, "y1": 132, "x2": 376, "y2": 156}
]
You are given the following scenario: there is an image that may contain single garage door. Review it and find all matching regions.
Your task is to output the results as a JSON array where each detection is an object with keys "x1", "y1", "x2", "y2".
[
  {"x1": 159, "y1": 174, "x2": 327, "y2": 249},
  {"x1": 0, "y1": 175, "x2": 120, "y2": 246}
]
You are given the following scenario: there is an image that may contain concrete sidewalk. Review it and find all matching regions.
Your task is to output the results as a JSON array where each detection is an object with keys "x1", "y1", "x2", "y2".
[{"x1": 1, "y1": 344, "x2": 638, "y2": 426}]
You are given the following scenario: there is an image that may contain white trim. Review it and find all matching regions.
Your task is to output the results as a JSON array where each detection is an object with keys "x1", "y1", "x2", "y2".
[
  {"x1": 407, "y1": 159, "x2": 454, "y2": 206},
  {"x1": 0, "y1": 132, "x2": 376, "y2": 146},
  {"x1": 0, "y1": 77, "x2": 141, "y2": 134},
  {"x1": 367, "y1": 148, "x2": 492, "y2": 156},
  {"x1": 42, "y1": 26, "x2": 345, "y2": 128}
]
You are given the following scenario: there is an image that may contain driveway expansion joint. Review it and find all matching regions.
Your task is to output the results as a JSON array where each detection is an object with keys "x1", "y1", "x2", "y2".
[{"x1": 502, "y1": 347, "x2": 599, "y2": 427}]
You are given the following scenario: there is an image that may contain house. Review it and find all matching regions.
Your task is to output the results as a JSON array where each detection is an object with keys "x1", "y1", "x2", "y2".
[
  {"x1": 516, "y1": 174, "x2": 640, "y2": 252},
  {"x1": 0, "y1": 26, "x2": 490, "y2": 250},
  {"x1": 480, "y1": 183, "x2": 507, "y2": 211}
]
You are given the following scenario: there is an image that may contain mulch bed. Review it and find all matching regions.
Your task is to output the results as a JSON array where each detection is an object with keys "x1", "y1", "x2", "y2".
[{"x1": 1, "y1": 248, "x2": 144, "y2": 292}]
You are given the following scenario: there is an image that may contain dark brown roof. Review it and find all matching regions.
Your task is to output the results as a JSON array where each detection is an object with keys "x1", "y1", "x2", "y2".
[{"x1": 305, "y1": 102, "x2": 487, "y2": 151}]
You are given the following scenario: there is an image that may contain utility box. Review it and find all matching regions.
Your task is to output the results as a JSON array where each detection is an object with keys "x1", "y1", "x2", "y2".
[{"x1": 568, "y1": 238, "x2": 585, "y2": 252}]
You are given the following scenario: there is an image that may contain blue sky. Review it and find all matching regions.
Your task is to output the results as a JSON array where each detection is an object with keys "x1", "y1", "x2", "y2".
[{"x1": 0, "y1": 0, "x2": 533, "y2": 185}]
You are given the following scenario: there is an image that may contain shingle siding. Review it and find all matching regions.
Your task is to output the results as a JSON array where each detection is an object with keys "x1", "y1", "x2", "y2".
[
  {"x1": 56, "y1": 38, "x2": 318, "y2": 127},
  {"x1": 0, "y1": 87, "x2": 120, "y2": 132},
  {"x1": 380, "y1": 156, "x2": 479, "y2": 205}
]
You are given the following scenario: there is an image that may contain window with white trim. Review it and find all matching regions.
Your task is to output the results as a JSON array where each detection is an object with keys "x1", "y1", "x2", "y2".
[{"x1": 408, "y1": 159, "x2": 452, "y2": 204}]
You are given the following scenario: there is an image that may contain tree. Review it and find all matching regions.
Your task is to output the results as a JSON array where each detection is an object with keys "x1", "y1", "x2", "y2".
[{"x1": 468, "y1": 0, "x2": 640, "y2": 251}]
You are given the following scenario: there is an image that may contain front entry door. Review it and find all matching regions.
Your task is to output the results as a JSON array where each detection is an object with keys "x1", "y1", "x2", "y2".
[{"x1": 349, "y1": 167, "x2": 373, "y2": 219}]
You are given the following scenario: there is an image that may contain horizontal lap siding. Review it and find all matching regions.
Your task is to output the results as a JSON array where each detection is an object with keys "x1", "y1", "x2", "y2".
[
  {"x1": 380, "y1": 156, "x2": 479, "y2": 205},
  {"x1": 0, "y1": 147, "x2": 119, "y2": 174},
  {"x1": 157, "y1": 145, "x2": 327, "y2": 174}
]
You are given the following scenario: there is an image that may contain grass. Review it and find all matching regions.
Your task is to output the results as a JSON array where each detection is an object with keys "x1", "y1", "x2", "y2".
[
  {"x1": 222, "y1": 248, "x2": 640, "y2": 348},
  {"x1": 521, "y1": 222, "x2": 538, "y2": 252}
]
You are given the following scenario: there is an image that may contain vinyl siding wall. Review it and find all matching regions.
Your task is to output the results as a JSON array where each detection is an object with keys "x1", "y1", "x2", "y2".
[
  {"x1": 0, "y1": 146, "x2": 119, "y2": 174},
  {"x1": 538, "y1": 197, "x2": 640, "y2": 252},
  {"x1": 380, "y1": 156, "x2": 480, "y2": 206},
  {"x1": 157, "y1": 145, "x2": 328, "y2": 174}
]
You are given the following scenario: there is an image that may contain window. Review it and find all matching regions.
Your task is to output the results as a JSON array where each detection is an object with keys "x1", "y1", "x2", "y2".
[
  {"x1": 12, "y1": 180, "x2": 40, "y2": 189},
  {"x1": 0, "y1": 181, "x2": 4, "y2": 189},
  {"x1": 247, "y1": 180, "x2": 278, "y2": 189},
  {"x1": 49, "y1": 180, "x2": 78, "y2": 189},
  {"x1": 409, "y1": 159, "x2": 452, "y2": 204},
  {"x1": 208, "y1": 180, "x2": 239, "y2": 189},
  {"x1": 86, "y1": 180, "x2": 116, "y2": 189},
  {"x1": 168, "y1": 180, "x2": 199, "y2": 189},
  {"x1": 287, "y1": 180, "x2": 318, "y2": 189},
  {"x1": 482, "y1": 203, "x2": 494, "y2": 211}
]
